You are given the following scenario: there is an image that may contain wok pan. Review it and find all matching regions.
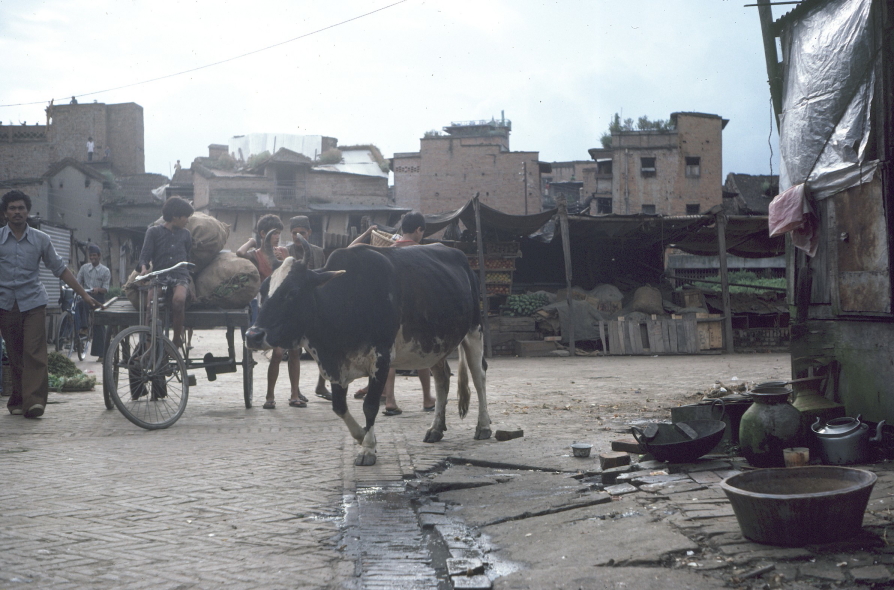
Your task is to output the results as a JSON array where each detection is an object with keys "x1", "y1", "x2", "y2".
[{"x1": 631, "y1": 400, "x2": 727, "y2": 463}]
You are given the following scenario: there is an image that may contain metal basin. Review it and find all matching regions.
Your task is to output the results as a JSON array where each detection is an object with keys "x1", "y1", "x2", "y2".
[
  {"x1": 631, "y1": 420, "x2": 726, "y2": 463},
  {"x1": 720, "y1": 466, "x2": 877, "y2": 546}
]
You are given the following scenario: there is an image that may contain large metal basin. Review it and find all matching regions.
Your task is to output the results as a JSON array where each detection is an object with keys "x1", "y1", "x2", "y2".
[
  {"x1": 631, "y1": 420, "x2": 726, "y2": 463},
  {"x1": 720, "y1": 466, "x2": 877, "y2": 546}
]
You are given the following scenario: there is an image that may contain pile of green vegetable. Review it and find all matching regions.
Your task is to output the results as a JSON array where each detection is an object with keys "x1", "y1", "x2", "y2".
[
  {"x1": 47, "y1": 352, "x2": 97, "y2": 391},
  {"x1": 504, "y1": 293, "x2": 551, "y2": 316}
]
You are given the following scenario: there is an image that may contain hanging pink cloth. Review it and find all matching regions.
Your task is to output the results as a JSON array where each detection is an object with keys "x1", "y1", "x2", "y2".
[{"x1": 768, "y1": 183, "x2": 819, "y2": 257}]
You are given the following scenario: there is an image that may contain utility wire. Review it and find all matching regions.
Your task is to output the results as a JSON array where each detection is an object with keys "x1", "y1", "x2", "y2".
[{"x1": 0, "y1": 0, "x2": 408, "y2": 108}]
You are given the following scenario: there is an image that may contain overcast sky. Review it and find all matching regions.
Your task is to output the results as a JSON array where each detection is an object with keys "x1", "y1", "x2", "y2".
[{"x1": 1, "y1": 0, "x2": 784, "y2": 182}]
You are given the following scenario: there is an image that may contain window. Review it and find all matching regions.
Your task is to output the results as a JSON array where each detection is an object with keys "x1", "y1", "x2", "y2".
[
  {"x1": 596, "y1": 160, "x2": 612, "y2": 174},
  {"x1": 685, "y1": 156, "x2": 701, "y2": 178},
  {"x1": 640, "y1": 157, "x2": 656, "y2": 178},
  {"x1": 595, "y1": 197, "x2": 613, "y2": 214},
  {"x1": 686, "y1": 204, "x2": 701, "y2": 215},
  {"x1": 641, "y1": 204, "x2": 656, "y2": 215}
]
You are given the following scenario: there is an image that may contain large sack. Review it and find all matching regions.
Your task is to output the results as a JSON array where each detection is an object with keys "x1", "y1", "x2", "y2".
[
  {"x1": 124, "y1": 269, "x2": 144, "y2": 309},
  {"x1": 631, "y1": 285, "x2": 664, "y2": 315},
  {"x1": 589, "y1": 284, "x2": 624, "y2": 314},
  {"x1": 194, "y1": 252, "x2": 260, "y2": 309},
  {"x1": 153, "y1": 211, "x2": 230, "y2": 273}
]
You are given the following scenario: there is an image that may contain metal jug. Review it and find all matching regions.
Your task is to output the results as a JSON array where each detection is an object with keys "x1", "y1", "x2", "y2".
[{"x1": 812, "y1": 415, "x2": 886, "y2": 465}]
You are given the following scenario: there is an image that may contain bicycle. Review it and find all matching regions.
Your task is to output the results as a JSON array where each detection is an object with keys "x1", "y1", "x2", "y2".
[
  {"x1": 56, "y1": 287, "x2": 90, "y2": 361},
  {"x1": 103, "y1": 262, "x2": 193, "y2": 429}
]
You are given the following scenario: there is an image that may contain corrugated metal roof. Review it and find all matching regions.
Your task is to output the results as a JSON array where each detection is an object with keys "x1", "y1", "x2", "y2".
[{"x1": 313, "y1": 148, "x2": 388, "y2": 178}]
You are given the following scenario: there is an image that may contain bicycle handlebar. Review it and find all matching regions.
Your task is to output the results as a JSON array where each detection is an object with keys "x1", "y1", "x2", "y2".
[{"x1": 135, "y1": 261, "x2": 195, "y2": 282}]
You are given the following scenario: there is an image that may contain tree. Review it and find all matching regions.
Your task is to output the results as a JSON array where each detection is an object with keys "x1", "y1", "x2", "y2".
[{"x1": 600, "y1": 113, "x2": 674, "y2": 148}]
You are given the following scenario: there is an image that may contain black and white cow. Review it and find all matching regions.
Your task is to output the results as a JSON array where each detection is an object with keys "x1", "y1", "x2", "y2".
[{"x1": 245, "y1": 239, "x2": 490, "y2": 466}]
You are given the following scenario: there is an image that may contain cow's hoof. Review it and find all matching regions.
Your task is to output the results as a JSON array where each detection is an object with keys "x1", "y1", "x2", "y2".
[
  {"x1": 354, "y1": 452, "x2": 377, "y2": 466},
  {"x1": 423, "y1": 429, "x2": 444, "y2": 443},
  {"x1": 474, "y1": 427, "x2": 492, "y2": 440}
]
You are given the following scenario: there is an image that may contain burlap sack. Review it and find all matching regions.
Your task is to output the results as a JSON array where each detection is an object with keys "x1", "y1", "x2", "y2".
[
  {"x1": 631, "y1": 285, "x2": 664, "y2": 315},
  {"x1": 194, "y1": 252, "x2": 260, "y2": 309},
  {"x1": 124, "y1": 269, "x2": 143, "y2": 309},
  {"x1": 152, "y1": 211, "x2": 230, "y2": 273}
]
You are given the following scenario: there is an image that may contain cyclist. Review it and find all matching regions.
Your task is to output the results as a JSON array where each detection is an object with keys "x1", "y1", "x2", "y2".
[
  {"x1": 76, "y1": 243, "x2": 111, "y2": 361},
  {"x1": 137, "y1": 197, "x2": 194, "y2": 349}
]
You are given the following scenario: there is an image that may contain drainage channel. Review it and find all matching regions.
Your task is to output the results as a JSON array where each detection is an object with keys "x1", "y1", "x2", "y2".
[
  {"x1": 343, "y1": 481, "x2": 446, "y2": 589},
  {"x1": 342, "y1": 474, "x2": 518, "y2": 590}
]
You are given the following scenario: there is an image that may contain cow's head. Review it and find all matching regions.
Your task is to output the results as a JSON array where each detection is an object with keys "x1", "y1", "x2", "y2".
[{"x1": 245, "y1": 236, "x2": 344, "y2": 351}]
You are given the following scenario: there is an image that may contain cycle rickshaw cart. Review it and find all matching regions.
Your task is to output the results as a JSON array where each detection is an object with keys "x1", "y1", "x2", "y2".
[{"x1": 94, "y1": 262, "x2": 256, "y2": 429}]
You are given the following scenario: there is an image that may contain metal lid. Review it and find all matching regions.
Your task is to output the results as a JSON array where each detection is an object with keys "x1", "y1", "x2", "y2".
[{"x1": 812, "y1": 415, "x2": 863, "y2": 436}]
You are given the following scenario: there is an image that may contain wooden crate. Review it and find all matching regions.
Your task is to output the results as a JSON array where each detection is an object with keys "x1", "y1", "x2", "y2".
[
  {"x1": 696, "y1": 313, "x2": 724, "y2": 350},
  {"x1": 599, "y1": 316, "x2": 700, "y2": 355}
]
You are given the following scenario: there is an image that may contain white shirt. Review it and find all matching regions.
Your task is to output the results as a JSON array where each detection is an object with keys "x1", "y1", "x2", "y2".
[{"x1": 87, "y1": 140, "x2": 94, "y2": 153}]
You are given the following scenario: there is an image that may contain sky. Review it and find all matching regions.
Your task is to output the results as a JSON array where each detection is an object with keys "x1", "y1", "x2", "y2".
[{"x1": 0, "y1": 0, "x2": 784, "y2": 182}]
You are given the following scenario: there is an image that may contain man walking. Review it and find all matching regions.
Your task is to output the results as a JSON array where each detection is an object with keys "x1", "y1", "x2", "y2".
[
  {"x1": 0, "y1": 190, "x2": 99, "y2": 418},
  {"x1": 284, "y1": 216, "x2": 331, "y2": 401},
  {"x1": 76, "y1": 243, "x2": 111, "y2": 361}
]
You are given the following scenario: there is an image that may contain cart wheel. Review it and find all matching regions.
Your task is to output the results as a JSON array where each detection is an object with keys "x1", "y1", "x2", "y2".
[
  {"x1": 56, "y1": 314, "x2": 73, "y2": 353},
  {"x1": 102, "y1": 329, "x2": 123, "y2": 410},
  {"x1": 243, "y1": 341, "x2": 254, "y2": 409},
  {"x1": 105, "y1": 325, "x2": 188, "y2": 429}
]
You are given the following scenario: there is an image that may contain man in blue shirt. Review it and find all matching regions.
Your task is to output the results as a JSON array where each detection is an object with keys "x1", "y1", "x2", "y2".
[{"x1": 0, "y1": 190, "x2": 99, "y2": 418}]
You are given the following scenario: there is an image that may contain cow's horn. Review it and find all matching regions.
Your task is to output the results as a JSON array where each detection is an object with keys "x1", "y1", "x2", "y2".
[{"x1": 296, "y1": 233, "x2": 312, "y2": 265}]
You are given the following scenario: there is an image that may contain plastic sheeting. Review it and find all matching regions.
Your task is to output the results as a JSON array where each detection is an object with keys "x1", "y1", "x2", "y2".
[{"x1": 778, "y1": 0, "x2": 878, "y2": 199}]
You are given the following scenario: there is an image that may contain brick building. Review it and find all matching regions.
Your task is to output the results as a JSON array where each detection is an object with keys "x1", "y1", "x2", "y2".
[
  {"x1": 191, "y1": 146, "x2": 403, "y2": 252},
  {"x1": 582, "y1": 112, "x2": 727, "y2": 216},
  {"x1": 0, "y1": 101, "x2": 144, "y2": 179},
  {"x1": 392, "y1": 117, "x2": 545, "y2": 216}
]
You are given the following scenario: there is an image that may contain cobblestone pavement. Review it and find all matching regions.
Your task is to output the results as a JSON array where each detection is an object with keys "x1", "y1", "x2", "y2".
[{"x1": 1, "y1": 328, "x2": 794, "y2": 589}]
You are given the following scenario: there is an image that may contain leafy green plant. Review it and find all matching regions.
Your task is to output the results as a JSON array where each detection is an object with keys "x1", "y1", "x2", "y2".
[
  {"x1": 688, "y1": 271, "x2": 786, "y2": 294},
  {"x1": 600, "y1": 113, "x2": 674, "y2": 148}
]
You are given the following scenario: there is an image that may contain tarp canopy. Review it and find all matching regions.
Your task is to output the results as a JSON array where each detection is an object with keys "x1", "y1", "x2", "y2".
[
  {"x1": 423, "y1": 200, "x2": 558, "y2": 237},
  {"x1": 423, "y1": 199, "x2": 784, "y2": 259},
  {"x1": 566, "y1": 214, "x2": 784, "y2": 259}
]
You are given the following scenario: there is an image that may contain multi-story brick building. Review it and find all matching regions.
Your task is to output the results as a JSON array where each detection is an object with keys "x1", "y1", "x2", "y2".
[
  {"x1": 392, "y1": 117, "x2": 545, "y2": 216},
  {"x1": 0, "y1": 101, "x2": 144, "y2": 179},
  {"x1": 581, "y1": 112, "x2": 727, "y2": 216},
  {"x1": 191, "y1": 146, "x2": 404, "y2": 252}
]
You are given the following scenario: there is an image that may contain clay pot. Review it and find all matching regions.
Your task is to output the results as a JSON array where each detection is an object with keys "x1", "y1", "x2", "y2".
[{"x1": 739, "y1": 387, "x2": 805, "y2": 467}]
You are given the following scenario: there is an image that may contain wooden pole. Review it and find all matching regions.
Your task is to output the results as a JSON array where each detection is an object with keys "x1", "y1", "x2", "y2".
[
  {"x1": 556, "y1": 195, "x2": 575, "y2": 355},
  {"x1": 757, "y1": 0, "x2": 783, "y2": 127},
  {"x1": 716, "y1": 212, "x2": 735, "y2": 353},
  {"x1": 523, "y1": 160, "x2": 528, "y2": 216},
  {"x1": 473, "y1": 195, "x2": 492, "y2": 358}
]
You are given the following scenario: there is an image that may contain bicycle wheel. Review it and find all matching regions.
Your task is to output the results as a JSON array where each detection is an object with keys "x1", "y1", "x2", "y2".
[
  {"x1": 102, "y1": 328, "x2": 122, "y2": 410},
  {"x1": 75, "y1": 329, "x2": 87, "y2": 362},
  {"x1": 56, "y1": 314, "x2": 73, "y2": 353},
  {"x1": 105, "y1": 325, "x2": 189, "y2": 429}
]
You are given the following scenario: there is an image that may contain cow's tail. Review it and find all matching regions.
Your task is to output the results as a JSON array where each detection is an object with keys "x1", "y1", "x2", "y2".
[{"x1": 456, "y1": 343, "x2": 471, "y2": 419}]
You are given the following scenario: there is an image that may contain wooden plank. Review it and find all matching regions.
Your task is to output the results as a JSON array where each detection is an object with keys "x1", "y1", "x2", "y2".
[
  {"x1": 669, "y1": 320, "x2": 680, "y2": 353},
  {"x1": 618, "y1": 318, "x2": 630, "y2": 354},
  {"x1": 598, "y1": 321, "x2": 607, "y2": 354},
  {"x1": 607, "y1": 321, "x2": 619, "y2": 355},
  {"x1": 648, "y1": 320, "x2": 665, "y2": 354},
  {"x1": 684, "y1": 317, "x2": 700, "y2": 353},
  {"x1": 627, "y1": 321, "x2": 644, "y2": 354}
]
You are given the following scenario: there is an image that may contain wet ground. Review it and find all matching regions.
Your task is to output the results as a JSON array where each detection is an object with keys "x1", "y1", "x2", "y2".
[{"x1": 5, "y1": 336, "x2": 893, "y2": 588}]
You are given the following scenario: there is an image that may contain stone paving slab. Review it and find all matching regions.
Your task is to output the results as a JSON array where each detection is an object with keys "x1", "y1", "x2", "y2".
[
  {"x1": 494, "y1": 565, "x2": 725, "y2": 590},
  {"x1": 482, "y1": 501, "x2": 699, "y2": 568},
  {"x1": 437, "y1": 470, "x2": 611, "y2": 527}
]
